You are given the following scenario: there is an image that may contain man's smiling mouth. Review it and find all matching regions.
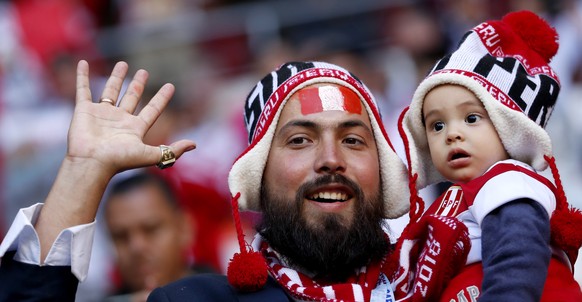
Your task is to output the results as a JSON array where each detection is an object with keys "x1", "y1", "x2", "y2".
[{"x1": 308, "y1": 191, "x2": 350, "y2": 203}]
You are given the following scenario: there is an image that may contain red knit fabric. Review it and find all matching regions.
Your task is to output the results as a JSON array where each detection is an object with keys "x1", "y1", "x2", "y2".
[
  {"x1": 545, "y1": 155, "x2": 582, "y2": 266},
  {"x1": 397, "y1": 107, "x2": 424, "y2": 223},
  {"x1": 259, "y1": 239, "x2": 385, "y2": 302},
  {"x1": 439, "y1": 258, "x2": 582, "y2": 302},
  {"x1": 502, "y1": 10, "x2": 559, "y2": 62},
  {"x1": 227, "y1": 251, "x2": 268, "y2": 292},
  {"x1": 226, "y1": 193, "x2": 267, "y2": 292},
  {"x1": 389, "y1": 215, "x2": 471, "y2": 301}
]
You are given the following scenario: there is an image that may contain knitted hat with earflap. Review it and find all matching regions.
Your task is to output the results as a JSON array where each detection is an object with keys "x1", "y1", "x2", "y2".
[
  {"x1": 226, "y1": 61, "x2": 410, "y2": 291},
  {"x1": 399, "y1": 10, "x2": 582, "y2": 265}
]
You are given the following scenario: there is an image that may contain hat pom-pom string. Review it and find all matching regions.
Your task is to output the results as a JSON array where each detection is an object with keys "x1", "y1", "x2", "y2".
[
  {"x1": 545, "y1": 155, "x2": 582, "y2": 265},
  {"x1": 227, "y1": 192, "x2": 268, "y2": 291},
  {"x1": 397, "y1": 107, "x2": 425, "y2": 224}
]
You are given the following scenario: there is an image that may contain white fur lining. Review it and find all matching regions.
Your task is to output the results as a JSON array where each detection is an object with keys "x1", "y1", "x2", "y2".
[
  {"x1": 402, "y1": 73, "x2": 553, "y2": 189},
  {"x1": 228, "y1": 77, "x2": 410, "y2": 218}
]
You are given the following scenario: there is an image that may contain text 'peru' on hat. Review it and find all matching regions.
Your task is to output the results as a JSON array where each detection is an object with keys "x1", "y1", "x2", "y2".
[
  {"x1": 229, "y1": 61, "x2": 409, "y2": 219},
  {"x1": 401, "y1": 10, "x2": 561, "y2": 189}
]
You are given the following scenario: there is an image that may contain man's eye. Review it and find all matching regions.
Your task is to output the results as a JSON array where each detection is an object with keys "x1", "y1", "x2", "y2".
[
  {"x1": 289, "y1": 137, "x2": 308, "y2": 145},
  {"x1": 111, "y1": 232, "x2": 127, "y2": 244},
  {"x1": 433, "y1": 121, "x2": 444, "y2": 132},
  {"x1": 466, "y1": 114, "x2": 481, "y2": 124},
  {"x1": 344, "y1": 137, "x2": 363, "y2": 145}
]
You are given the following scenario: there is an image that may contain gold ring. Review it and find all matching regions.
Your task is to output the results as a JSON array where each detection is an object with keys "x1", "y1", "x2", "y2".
[
  {"x1": 100, "y1": 98, "x2": 115, "y2": 105},
  {"x1": 156, "y1": 145, "x2": 176, "y2": 169}
]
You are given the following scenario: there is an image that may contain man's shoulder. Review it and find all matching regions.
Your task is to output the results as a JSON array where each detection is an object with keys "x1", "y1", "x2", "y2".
[{"x1": 148, "y1": 273, "x2": 291, "y2": 302}]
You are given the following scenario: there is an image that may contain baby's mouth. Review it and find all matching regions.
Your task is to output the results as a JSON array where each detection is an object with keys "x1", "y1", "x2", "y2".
[{"x1": 448, "y1": 149, "x2": 469, "y2": 162}]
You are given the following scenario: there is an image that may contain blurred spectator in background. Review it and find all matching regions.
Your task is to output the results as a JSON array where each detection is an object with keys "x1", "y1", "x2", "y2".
[
  {"x1": 101, "y1": 170, "x2": 216, "y2": 302},
  {"x1": 0, "y1": 0, "x2": 108, "y2": 229},
  {"x1": 546, "y1": 0, "x2": 582, "y2": 203},
  {"x1": 377, "y1": 4, "x2": 450, "y2": 116}
]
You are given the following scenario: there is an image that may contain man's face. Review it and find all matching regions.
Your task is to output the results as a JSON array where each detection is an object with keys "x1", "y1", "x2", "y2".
[
  {"x1": 105, "y1": 183, "x2": 192, "y2": 291},
  {"x1": 260, "y1": 84, "x2": 387, "y2": 279}
]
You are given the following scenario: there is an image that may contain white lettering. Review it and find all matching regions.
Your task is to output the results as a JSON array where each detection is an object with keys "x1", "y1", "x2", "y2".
[
  {"x1": 477, "y1": 24, "x2": 496, "y2": 37},
  {"x1": 418, "y1": 265, "x2": 433, "y2": 282},
  {"x1": 305, "y1": 69, "x2": 317, "y2": 78},
  {"x1": 456, "y1": 290, "x2": 469, "y2": 302},
  {"x1": 467, "y1": 285, "x2": 480, "y2": 302},
  {"x1": 414, "y1": 280, "x2": 428, "y2": 297}
]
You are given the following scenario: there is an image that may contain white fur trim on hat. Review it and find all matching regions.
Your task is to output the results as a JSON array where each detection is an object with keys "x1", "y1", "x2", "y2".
[
  {"x1": 402, "y1": 72, "x2": 553, "y2": 189},
  {"x1": 401, "y1": 11, "x2": 560, "y2": 189},
  {"x1": 229, "y1": 63, "x2": 409, "y2": 218}
]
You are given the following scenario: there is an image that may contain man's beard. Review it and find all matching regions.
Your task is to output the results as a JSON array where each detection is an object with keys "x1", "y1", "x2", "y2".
[{"x1": 258, "y1": 174, "x2": 390, "y2": 282}]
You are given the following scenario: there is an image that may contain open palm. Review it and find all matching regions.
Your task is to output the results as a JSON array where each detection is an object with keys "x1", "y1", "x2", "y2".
[{"x1": 67, "y1": 60, "x2": 195, "y2": 174}]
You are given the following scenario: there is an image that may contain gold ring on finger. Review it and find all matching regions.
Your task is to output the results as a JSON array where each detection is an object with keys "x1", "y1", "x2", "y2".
[
  {"x1": 100, "y1": 98, "x2": 116, "y2": 105},
  {"x1": 156, "y1": 145, "x2": 176, "y2": 169}
]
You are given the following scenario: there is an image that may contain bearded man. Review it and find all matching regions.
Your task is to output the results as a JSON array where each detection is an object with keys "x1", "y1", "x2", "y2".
[{"x1": 151, "y1": 62, "x2": 410, "y2": 301}]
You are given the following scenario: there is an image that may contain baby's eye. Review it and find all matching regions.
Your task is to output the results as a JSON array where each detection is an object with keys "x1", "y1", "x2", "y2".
[
  {"x1": 466, "y1": 114, "x2": 481, "y2": 124},
  {"x1": 432, "y1": 121, "x2": 444, "y2": 132}
]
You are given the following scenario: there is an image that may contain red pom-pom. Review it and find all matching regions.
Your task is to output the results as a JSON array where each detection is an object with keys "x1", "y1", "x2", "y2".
[
  {"x1": 551, "y1": 207, "x2": 582, "y2": 252},
  {"x1": 502, "y1": 10, "x2": 559, "y2": 62},
  {"x1": 227, "y1": 251, "x2": 268, "y2": 292}
]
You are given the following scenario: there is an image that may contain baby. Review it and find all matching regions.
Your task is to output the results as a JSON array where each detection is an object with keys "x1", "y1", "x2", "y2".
[{"x1": 396, "y1": 10, "x2": 582, "y2": 301}]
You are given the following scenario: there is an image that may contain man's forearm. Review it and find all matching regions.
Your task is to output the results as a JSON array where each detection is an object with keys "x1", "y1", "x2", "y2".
[{"x1": 36, "y1": 157, "x2": 114, "y2": 262}]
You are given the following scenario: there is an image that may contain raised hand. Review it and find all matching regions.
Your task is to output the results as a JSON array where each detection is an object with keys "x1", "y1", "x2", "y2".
[
  {"x1": 69, "y1": 60, "x2": 195, "y2": 175},
  {"x1": 35, "y1": 61, "x2": 195, "y2": 261}
]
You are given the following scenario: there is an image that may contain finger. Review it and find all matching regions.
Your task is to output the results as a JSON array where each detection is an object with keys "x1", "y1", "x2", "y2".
[
  {"x1": 76, "y1": 60, "x2": 92, "y2": 104},
  {"x1": 146, "y1": 140, "x2": 196, "y2": 168},
  {"x1": 118, "y1": 69, "x2": 149, "y2": 113},
  {"x1": 99, "y1": 61, "x2": 129, "y2": 104},
  {"x1": 137, "y1": 83, "x2": 175, "y2": 128},
  {"x1": 168, "y1": 140, "x2": 196, "y2": 160}
]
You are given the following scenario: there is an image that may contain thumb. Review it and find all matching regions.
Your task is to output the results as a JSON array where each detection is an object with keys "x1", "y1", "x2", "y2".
[{"x1": 147, "y1": 140, "x2": 196, "y2": 169}]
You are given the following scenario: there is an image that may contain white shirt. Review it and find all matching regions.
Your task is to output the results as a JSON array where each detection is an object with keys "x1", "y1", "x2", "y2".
[{"x1": 0, "y1": 203, "x2": 95, "y2": 281}]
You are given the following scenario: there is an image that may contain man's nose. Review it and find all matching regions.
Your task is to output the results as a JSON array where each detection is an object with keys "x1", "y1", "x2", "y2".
[
  {"x1": 314, "y1": 139, "x2": 346, "y2": 174},
  {"x1": 128, "y1": 233, "x2": 149, "y2": 253}
]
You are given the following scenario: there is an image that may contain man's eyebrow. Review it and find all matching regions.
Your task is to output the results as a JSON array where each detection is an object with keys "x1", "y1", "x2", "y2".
[
  {"x1": 339, "y1": 120, "x2": 373, "y2": 135},
  {"x1": 278, "y1": 120, "x2": 318, "y2": 134},
  {"x1": 278, "y1": 119, "x2": 373, "y2": 135}
]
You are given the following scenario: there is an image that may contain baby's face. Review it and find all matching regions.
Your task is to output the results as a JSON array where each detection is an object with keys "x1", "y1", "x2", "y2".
[{"x1": 422, "y1": 84, "x2": 509, "y2": 183}]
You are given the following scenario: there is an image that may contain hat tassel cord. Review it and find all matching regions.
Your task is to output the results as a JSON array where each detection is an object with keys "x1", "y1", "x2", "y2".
[
  {"x1": 226, "y1": 192, "x2": 268, "y2": 291},
  {"x1": 544, "y1": 155, "x2": 582, "y2": 269}
]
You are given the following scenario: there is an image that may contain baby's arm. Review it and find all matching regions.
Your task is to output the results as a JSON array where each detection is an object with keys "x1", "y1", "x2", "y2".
[{"x1": 479, "y1": 198, "x2": 551, "y2": 301}]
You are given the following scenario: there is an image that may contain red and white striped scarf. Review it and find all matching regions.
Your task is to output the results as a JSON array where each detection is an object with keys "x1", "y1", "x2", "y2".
[
  {"x1": 389, "y1": 214, "x2": 471, "y2": 301},
  {"x1": 253, "y1": 235, "x2": 392, "y2": 302}
]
